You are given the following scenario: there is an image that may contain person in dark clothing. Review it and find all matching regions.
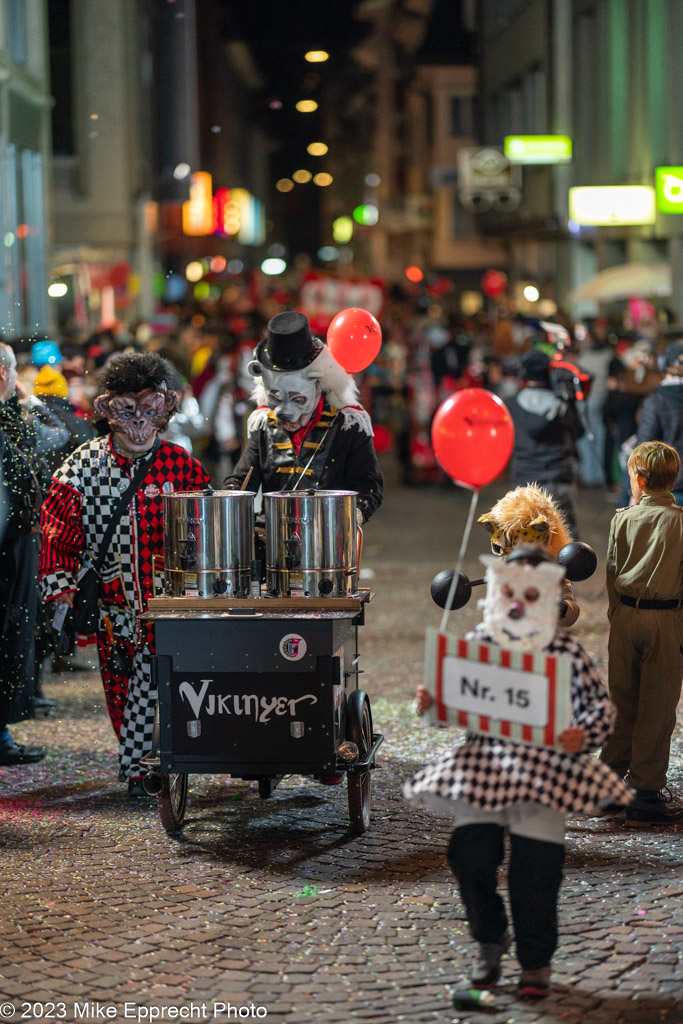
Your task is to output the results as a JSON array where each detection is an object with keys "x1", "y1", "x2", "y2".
[
  {"x1": 0, "y1": 342, "x2": 46, "y2": 765},
  {"x1": 224, "y1": 311, "x2": 383, "y2": 524},
  {"x1": 506, "y1": 349, "x2": 585, "y2": 537},
  {"x1": 634, "y1": 340, "x2": 683, "y2": 504},
  {"x1": 32, "y1": 365, "x2": 95, "y2": 473}
]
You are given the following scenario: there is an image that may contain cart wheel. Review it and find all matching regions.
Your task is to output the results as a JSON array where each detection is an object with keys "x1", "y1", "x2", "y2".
[
  {"x1": 346, "y1": 690, "x2": 373, "y2": 834},
  {"x1": 157, "y1": 773, "x2": 188, "y2": 832}
]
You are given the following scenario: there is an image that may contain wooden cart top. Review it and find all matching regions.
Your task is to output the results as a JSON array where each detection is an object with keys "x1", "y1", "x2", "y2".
[{"x1": 145, "y1": 589, "x2": 372, "y2": 616}]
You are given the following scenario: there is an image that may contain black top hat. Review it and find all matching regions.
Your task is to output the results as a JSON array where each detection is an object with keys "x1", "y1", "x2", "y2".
[{"x1": 255, "y1": 311, "x2": 323, "y2": 371}]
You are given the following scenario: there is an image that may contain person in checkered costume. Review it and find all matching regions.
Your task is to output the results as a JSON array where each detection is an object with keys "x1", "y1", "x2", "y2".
[
  {"x1": 404, "y1": 546, "x2": 631, "y2": 999},
  {"x1": 39, "y1": 353, "x2": 210, "y2": 795}
]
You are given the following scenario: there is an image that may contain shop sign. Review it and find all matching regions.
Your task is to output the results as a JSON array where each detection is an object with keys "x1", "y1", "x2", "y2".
[
  {"x1": 505, "y1": 135, "x2": 572, "y2": 164},
  {"x1": 568, "y1": 186, "x2": 656, "y2": 226},
  {"x1": 655, "y1": 167, "x2": 683, "y2": 214}
]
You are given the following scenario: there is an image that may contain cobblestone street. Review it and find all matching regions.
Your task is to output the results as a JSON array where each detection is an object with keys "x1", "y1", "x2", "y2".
[{"x1": 1, "y1": 460, "x2": 681, "y2": 1024}]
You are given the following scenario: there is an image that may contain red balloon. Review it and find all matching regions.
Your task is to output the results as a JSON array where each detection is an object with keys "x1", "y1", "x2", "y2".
[
  {"x1": 372, "y1": 423, "x2": 393, "y2": 454},
  {"x1": 326, "y1": 307, "x2": 382, "y2": 373},
  {"x1": 431, "y1": 388, "x2": 514, "y2": 489},
  {"x1": 481, "y1": 269, "x2": 508, "y2": 298}
]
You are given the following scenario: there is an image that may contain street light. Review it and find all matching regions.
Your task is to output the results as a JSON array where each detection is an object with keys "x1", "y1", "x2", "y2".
[
  {"x1": 261, "y1": 258, "x2": 287, "y2": 275},
  {"x1": 305, "y1": 50, "x2": 329, "y2": 63},
  {"x1": 296, "y1": 100, "x2": 318, "y2": 113}
]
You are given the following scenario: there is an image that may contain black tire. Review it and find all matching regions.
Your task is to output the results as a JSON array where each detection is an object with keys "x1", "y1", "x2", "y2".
[
  {"x1": 346, "y1": 689, "x2": 373, "y2": 834},
  {"x1": 157, "y1": 773, "x2": 188, "y2": 832}
]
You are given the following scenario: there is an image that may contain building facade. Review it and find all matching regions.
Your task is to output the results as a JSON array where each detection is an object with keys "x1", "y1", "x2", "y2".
[
  {"x1": 478, "y1": 0, "x2": 683, "y2": 321},
  {"x1": 0, "y1": 0, "x2": 52, "y2": 337}
]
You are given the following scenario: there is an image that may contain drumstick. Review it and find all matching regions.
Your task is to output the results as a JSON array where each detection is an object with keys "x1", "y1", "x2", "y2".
[{"x1": 240, "y1": 466, "x2": 254, "y2": 491}]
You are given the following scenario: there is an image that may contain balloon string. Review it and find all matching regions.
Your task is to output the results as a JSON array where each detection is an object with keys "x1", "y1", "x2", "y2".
[{"x1": 439, "y1": 488, "x2": 481, "y2": 634}]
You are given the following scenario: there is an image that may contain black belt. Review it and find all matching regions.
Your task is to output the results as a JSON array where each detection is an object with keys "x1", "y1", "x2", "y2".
[{"x1": 619, "y1": 595, "x2": 681, "y2": 610}]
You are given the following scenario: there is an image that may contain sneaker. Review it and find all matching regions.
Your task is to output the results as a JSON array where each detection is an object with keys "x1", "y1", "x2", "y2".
[
  {"x1": 517, "y1": 966, "x2": 551, "y2": 999},
  {"x1": 625, "y1": 788, "x2": 683, "y2": 826},
  {"x1": 33, "y1": 696, "x2": 57, "y2": 717},
  {"x1": 0, "y1": 741, "x2": 46, "y2": 766},
  {"x1": 470, "y1": 931, "x2": 511, "y2": 987}
]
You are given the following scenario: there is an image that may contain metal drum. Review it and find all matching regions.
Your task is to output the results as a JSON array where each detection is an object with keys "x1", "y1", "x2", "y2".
[
  {"x1": 163, "y1": 490, "x2": 255, "y2": 598},
  {"x1": 264, "y1": 489, "x2": 358, "y2": 598}
]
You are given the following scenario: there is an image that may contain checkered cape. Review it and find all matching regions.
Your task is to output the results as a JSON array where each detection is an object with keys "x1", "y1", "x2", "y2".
[
  {"x1": 403, "y1": 626, "x2": 632, "y2": 815},
  {"x1": 39, "y1": 435, "x2": 210, "y2": 624}
]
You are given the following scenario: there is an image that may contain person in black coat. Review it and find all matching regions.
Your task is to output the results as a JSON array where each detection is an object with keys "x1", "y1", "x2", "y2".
[
  {"x1": 506, "y1": 349, "x2": 585, "y2": 537},
  {"x1": 224, "y1": 311, "x2": 383, "y2": 524},
  {"x1": 634, "y1": 339, "x2": 683, "y2": 504},
  {"x1": 0, "y1": 342, "x2": 46, "y2": 765}
]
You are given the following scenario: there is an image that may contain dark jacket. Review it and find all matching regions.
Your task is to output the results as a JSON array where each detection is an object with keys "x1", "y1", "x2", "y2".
[
  {"x1": 33, "y1": 394, "x2": 96, "y2": 474},
  {"x1": 0, "y1": 394, "x2": 44, "y2": 539},
  {"x1": 225, "y1": 401, "x2": 383, "y2": 523},
  {"x1": 506, "y1": 386, "x2": 585, "y2": 486},
  {"x1": 636, "y1": 382, "x2": 683, "y2": 493},
  {"x1": 0, "y1": 395, "x2": 43, "y2": 726}
]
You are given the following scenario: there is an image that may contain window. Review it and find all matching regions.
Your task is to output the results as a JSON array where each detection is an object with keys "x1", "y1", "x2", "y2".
[
  {"x1": 8, "y1": 0, "x2": 27, "y2": 64},
  {"x1": 450, "y1": 95, "x2": 475, "y2": 138},
  {"x1": 49, "y1": 0, "x2": 74, "y2": 155}
]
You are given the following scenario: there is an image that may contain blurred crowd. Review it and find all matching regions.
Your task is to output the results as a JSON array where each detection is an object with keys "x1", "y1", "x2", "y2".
[{"x1": 361, "y1": 300, "x2": 682, "y2": 504}]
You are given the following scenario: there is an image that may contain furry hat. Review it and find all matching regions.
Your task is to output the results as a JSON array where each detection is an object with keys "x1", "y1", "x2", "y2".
[{"x1": 478, "y1": 483, "x2": 572, "y2": 558}]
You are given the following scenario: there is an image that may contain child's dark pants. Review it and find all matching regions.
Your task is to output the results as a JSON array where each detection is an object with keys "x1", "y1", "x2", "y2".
[{"x1": 447, "y1": 823, "x2": 565, "y2": 970}]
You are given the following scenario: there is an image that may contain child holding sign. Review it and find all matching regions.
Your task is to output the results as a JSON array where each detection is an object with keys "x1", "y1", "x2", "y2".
[{"x1": 404, "y1": 547, "x2": 630, "y2": 999}]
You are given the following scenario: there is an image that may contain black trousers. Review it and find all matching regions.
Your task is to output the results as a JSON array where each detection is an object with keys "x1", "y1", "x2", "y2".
[{"x1": 447, "y1": 823, "x2": 565, "y2": 971}]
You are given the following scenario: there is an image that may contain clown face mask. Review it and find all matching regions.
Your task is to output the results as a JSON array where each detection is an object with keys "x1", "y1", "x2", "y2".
[
  {"x1": 94, "y1": 388, "x2": 177, "y2": 453},
  {"x1": 479, "y1": 553, "x2": 564, "y2": 652},
  {"x1": 257, "y1": 367, "x2": 321, "y2": 432}
]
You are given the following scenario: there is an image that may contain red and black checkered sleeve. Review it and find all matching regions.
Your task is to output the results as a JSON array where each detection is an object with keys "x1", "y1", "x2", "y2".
[
  {"x1": 39, "y1": 478, "x2": 85, "y2": 601},
  {"x1": 189, "y1": 454, "x2": 211, "y2": 489}
]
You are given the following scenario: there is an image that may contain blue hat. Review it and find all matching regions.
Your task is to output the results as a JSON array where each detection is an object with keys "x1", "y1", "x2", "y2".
[{"x1": 31, "y1": 341, "x2": 62, "y2": 367}]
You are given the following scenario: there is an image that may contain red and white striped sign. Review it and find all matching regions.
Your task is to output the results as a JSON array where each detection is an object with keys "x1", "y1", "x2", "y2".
[{"x1": 424, "y1": 628, "x2": 572, "y2": 748}]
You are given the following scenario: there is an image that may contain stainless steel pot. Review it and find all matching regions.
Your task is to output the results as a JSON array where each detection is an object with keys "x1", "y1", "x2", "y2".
[
  {"x1": 264, "y1": 489, "x2": 358, "y2": 598},
  {"x1": 163, "y1": 490, "x2": 255, "y2": 598}
]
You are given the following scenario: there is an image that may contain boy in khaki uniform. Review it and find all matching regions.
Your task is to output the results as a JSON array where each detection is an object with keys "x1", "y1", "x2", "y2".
[{"x1": 600, "y1": 441, "x2": 683, "y2": 825}]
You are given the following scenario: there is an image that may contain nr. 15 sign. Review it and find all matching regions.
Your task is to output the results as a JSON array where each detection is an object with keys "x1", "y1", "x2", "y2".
[{"x1": 423, "y1": 629, "x2": 572, "y2": 748}]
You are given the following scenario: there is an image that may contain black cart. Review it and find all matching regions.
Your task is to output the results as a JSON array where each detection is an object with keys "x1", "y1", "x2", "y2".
[{"x1": 140, "y1": 592, "x2": 383, "y2": 834}]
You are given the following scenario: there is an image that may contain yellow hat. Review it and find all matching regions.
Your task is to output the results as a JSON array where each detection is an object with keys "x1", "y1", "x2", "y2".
[{"x1": 34, "y1": 365, "x2": 68, "y2": 399}]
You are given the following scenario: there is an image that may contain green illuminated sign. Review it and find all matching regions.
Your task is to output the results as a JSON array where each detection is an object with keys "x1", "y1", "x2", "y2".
[
  {"x1": 504, "y1": 135, "x2": 572, "y2": 164},
  {"x1": 656, "y1": 167, "x2": 683, "y2": 213}
]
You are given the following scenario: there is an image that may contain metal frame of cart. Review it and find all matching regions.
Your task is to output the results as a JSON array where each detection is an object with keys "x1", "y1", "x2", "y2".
[{"x1": 140, "y1": 592, "x2": 383, "y2": 834}]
